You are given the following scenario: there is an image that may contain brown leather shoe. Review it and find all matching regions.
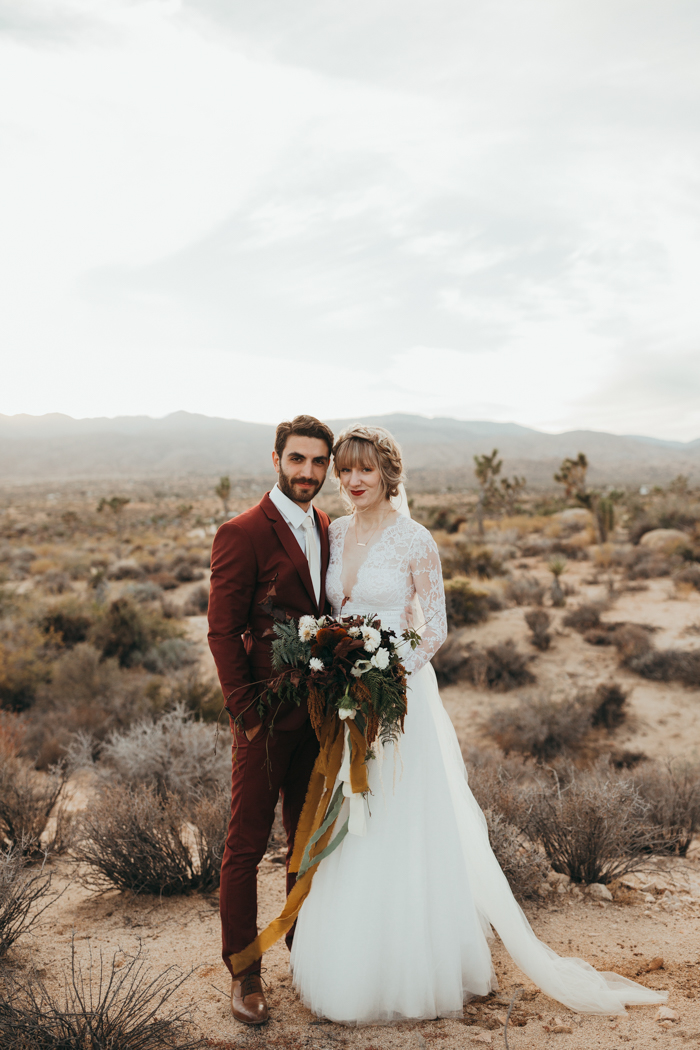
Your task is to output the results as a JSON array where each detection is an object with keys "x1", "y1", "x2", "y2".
[{"x1": 231, "y1": 973, "x2": 269, "y2": 1025}]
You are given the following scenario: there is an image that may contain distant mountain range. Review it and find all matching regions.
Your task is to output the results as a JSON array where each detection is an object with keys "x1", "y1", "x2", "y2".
[{"x1": 1, "y1": 411, "x2": 698, "y2": 488}]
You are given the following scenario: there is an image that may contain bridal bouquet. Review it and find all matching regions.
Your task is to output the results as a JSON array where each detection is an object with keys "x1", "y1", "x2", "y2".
[{"x1": 263, "y1": 613, "x2": 420, "y2": 746}]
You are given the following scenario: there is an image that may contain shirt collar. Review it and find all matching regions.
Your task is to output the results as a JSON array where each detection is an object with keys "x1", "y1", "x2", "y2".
[{"x1": 269, "y1": 483, "x2": 316, "y2": 530}]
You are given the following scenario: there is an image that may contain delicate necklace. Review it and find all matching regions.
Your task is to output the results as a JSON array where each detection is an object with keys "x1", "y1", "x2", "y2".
[{"x1": 354, "y1": 509, "x2": 390, "y2": 547}]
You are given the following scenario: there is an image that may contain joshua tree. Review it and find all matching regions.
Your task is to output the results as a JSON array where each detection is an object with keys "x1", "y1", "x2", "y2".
[
  {"x1": 548, "y1": 556, "x2": 567, "y2": 608},
  {"x1": 215, "y1": 476, "x2": 231, "y2": 519},
  {"x1": 498, "y1": 474, "x2": 527, "y2": 516},
  {"x1": 96, "y1": 496, "x2": 130, "y2": 539},
  {"x1": 596, "y1": 497, "x2": 615, "y2": 544},
  {"x1": 473, "y1": 449, "x2": 502, "y2": 538},
  {"x1": 554, "y1": 453, "x2": 589, "y2": 504}
]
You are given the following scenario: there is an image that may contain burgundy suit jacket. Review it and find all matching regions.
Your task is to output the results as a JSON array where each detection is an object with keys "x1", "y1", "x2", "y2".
[{"x1": 208, "y1": 492, "x2": 331, "y2": 732}]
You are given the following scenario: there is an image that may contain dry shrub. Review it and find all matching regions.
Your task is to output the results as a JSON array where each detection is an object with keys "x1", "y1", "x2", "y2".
[
  {"x1": 443, "y1": 577, "x2": 493, "y2": 629},
  {"x1": 38, "y1": 600, "x2": 93, "y2": 648},
  {"x1": 526, "y1": 764, "x2": 665, "y2": 884},
  {"x1": 524, "y1": 609, "x2": 551, "y2": 651},
  {"x1": 505, "y1": 576, "x2": 544, "y2": 606},
  {"x1": 462, "y1": 640, "x2": 535, "y2": 692},
  {"x1": 613, "y1": 627, "x2": 700, "y2": 687},
  {"x1": 0, "y1": 847, "x2": 58, "y2": 959},
  {"x1": 172, "y1": 562, "x2": 204, "y2": 583},
  {"x1": 166, "y1": 669, "x2": 222, "y2": 722},
  {"x1": 182, "y1": 584, "x2": 209, "y2": 616},
  {"x1": 98, "y1": 705, "x2": 230, "y2": 798},
  {"x1": 432, "y1": 631, "x2": 471, "y2": 685},
  {"x1": 625, "y1": 548, "x2": 674, "y2": 580},
  {"x1": 485, "y1": 683, "x2": 629, "y2": 762},
  {"x1": 486, "y1": 694, "x2": 593, "y2": 762},
  {"x1": 441, "y1": 541, "x2": 504, "y2": 580},
  {"x1": 89, "y1": 598, "x2": 181, "y2": 668},
  {"x1": 0, "y1": 621, "x2": 51, "y2": 712},
  {"x1": 106, "y1": 559, "x2": 145, "y2": 581},
  {"x1": 0, "y1": 940, "x2": 205, "y2": 1049},
  {"x1": 124, "y1": 581, "x2": 164, "y2": 604},
  {"x1": 562, "y1": 601, "x2": 608, "y2": 633},
  {"x1": 483, "y1": 810, "x2": 549, "y2": 902},
  {"x1": 0, "y1": 739, "x2": 72, "y2": 856},
  {"x1": 23, "y1": 644, "x2": 153, "y2": 768},
  {"x1": 75, "y1": 784, "x2": 229, "y2": 894},
  {"x1": 675, "y1": 564, "x2": 700, "y2": 591},
  {"x1": 633, "y1": 761, "x2": 700, "y2": 856}
]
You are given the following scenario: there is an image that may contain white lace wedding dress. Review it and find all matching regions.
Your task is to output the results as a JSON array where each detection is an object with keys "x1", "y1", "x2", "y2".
[{"x1": 289, "y1": 512, "x2": 666, "y2": 1024}]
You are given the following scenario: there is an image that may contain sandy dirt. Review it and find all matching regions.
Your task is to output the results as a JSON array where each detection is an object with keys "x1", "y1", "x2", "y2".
[{"x1": 12, "y1": 555, "x2": 700, "y2": 1049}]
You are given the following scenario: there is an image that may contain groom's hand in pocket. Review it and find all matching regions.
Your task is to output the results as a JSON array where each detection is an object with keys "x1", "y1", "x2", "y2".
[{"x1": 245, "y1": 723, "x2": 262, "y2": 742}]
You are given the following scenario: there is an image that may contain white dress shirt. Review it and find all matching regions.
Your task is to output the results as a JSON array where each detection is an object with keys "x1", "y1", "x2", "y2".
[{"x1": 269, "y1": 483, "x2": 321, "y2": 602}]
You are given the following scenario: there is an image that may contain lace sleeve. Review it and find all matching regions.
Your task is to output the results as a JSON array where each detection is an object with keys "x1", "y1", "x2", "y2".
[{"x1": 402, "y1": 527, "x2": 448, "y2": 675}]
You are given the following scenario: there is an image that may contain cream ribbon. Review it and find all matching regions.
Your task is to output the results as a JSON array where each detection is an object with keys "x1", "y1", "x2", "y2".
[
  {"x1": 301, "y1": 514, "x2": 321, "y2": 605},
  {"x1": 337, "y1": 720, "x2": 367, "y2": 837}
]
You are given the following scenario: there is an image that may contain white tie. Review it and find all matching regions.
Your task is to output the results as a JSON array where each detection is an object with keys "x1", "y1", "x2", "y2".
[{"x1": 301, "y1": 514, "x2": 321, "y2": 605}]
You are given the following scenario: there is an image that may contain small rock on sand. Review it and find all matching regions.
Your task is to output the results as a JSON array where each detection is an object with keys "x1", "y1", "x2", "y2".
[
  {"x1": 586, "y1": 883, "x2": 614, "y2": 901},
  {"x1": 655, "y1": 1006, "x2": 679, "y2": 1022}
]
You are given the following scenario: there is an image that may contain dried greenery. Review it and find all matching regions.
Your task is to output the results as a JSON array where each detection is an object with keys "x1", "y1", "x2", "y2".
[
  {"x1": 0, "y1": 940, "x2": 206, "y2": 1049},
  {"x1": 0, "y1": 741, "x2": 72, "y2": 856},
  {"x1": 612, "y1": 626, "x2": 700, "y2": 687},
  {"x1": 562, "y1": 601, "x2": 607, "y2": 633},
  {"x1": 462, "y1": 640, "x2": 535, "y2": 692}
]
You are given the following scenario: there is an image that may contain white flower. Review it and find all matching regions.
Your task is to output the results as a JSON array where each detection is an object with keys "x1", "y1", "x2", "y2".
[
  {"x1": 371, "y1": 647, "x2": 390, "y2": 670},
  {"x1": 348, "y1": 626, "x2": 362, "y2": 637},
  {"x1": 309, "y1": 657, "x2": 324, "y2": 672},
  {"x1": 338, "y1": 707, "x2": 357, "y2": 720},
  {"x1": 350, "y1": 659, "x2": 372, "y2": 677},
  {"x1": 298, "y1": 615, "x2": 319, "y2": 642},
  {"x1": 361, "y1": 625, "x2": 381, "y2": 652}
]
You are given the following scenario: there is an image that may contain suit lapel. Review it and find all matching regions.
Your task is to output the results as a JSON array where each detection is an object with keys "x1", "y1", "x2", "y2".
[{"x1": 262, "y1": 494, "x2": 318, "y2": 611}]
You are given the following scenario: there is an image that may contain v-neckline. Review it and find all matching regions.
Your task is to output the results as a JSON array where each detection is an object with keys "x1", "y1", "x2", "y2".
[{"x1": 339, "y1": 513, "x2": 402, "y2": 605}]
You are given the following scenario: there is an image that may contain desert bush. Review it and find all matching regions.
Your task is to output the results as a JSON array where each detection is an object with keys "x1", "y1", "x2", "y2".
[
  {"x1": 0, "y1": 742, "x2": 72, "y2": 855},
  {"x1": 107, "y1": 559, "x2": 145, "y2": 580},
  {"x1": 462, "y1": 640, "x2": 535, "y2": 692},
  {"x1": 166, "y1": 669, "x2": 222, "y2": 722},
  {"x1": 89, "y1": 598, "x2": 180, "y2": 668},
  {"x1": 625, "y1": 548, "x2": 674, "y2": 579},
  {"x1": 427, "y1": 507, "x2": 467, "y2": 533},
  {"x1": 141, "y1": 638, "x2": 197, "y2": 675},
  {"x1": 98, "y1": 705, "x2": 230, "y2": 798},
  {"x1": 0, "y1": 621, "x2": 51, "y2": 712},
  {"x1": 505, "y1": 576, "x2": 544, "y2": 606},
  {"x1": 676, "y1": 564, "x2": 700, "y2": 591},
  {"x1": 0, "y1": 847, "x2": 58, "y2": 959},
  {"x1": 75, "y1": 783, "x2": 229, "y2": 894},
  {"x1": 624, "y1": 646, "x2": 700, "y2": 687},
  {"x1": 443, "y1": 577, "x2": 492, "y2": 629},
  {"x1": 441, "y1": 542, "x2": 504, "y2": 580},
  {"x1": 183, "y1": 584, "x2": 209, "y2": 616},
  {"x1": 39, "y1": 570, "x2": 72, "y2": 595},
  {"x1": 124, "y1": 580, "x2": 164, "y2": 604},
  {"x1": 172, "y1": 562, "x2": 204, "y2": 583},
  {"x1": 524, "y1": 609, "x2": 552, "y2": 651},
  {"x1": 39, "y1": 600, "x2": 93, "y2": 648},
  {"x1": 628, "y1": 498, "x2": 700, "y2": 545},
  {"x1": 485, "y1": 693, "x2": 594, "y2": 762},
  {"x1": 148, "y1": 572, "x2": 179, "y2": 590},
  {"x1": 526, "y1": 764, "x2": 665, "y2": 884},
  {"x1": 633, "y1": 761, "x2": 700, "y2": 856},
  {"x1": 0, "y1": 940, "x2": 205, "y2": 1049},
  {"x1": 483, "y1": 809, "x2": 549, "y2": 902},
  {"x1": 562, "y1": 601, "x2": 607, "y2": 633},
  {"x1": 485, "y1": 683, "x2": 628, "y2": 762}
]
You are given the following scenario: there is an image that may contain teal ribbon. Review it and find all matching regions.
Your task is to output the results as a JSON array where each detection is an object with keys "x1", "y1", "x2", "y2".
[{"x1": 297, "y1": 783, "x2": 349, "y2": 878}]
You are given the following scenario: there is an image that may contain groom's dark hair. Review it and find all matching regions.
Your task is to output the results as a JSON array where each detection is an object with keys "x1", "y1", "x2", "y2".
[{"x1": 275, "y1": 415, "x2": 334, "y2": 459}]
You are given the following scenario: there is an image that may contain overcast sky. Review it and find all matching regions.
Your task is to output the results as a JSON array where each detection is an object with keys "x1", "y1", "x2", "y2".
[{"x1": 2, "y1": 0, "x2": 700, "y2": 439}]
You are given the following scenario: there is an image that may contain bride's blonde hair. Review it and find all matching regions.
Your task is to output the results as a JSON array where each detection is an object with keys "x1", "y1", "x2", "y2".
[{"x1": 332, "y1": 425, "x2": 405, "y2": 507}]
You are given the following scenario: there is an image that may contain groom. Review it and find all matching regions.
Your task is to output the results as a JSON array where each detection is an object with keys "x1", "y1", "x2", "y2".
[{"x1": 208, "y1": 414, "x2": 333, "y2": 1025}]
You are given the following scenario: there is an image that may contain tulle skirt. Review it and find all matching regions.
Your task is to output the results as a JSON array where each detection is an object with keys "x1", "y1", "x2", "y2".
[{"x1": 290, "y1": 664, "x2": 667, "y2": 1024}]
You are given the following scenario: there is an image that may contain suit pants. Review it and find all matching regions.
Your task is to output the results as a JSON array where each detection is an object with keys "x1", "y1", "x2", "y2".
[{"x1": 220, "y1": 717, "x2": 319, "y2": 977}]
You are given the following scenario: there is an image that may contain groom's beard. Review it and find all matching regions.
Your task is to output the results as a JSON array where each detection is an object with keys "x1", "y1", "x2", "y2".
[{"x1": 277, "y1": 465, "x2": 324, "y2": 505}]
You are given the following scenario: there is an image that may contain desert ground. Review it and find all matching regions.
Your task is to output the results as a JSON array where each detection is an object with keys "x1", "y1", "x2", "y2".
[{"x1": 2, "y1": 480, "x2": 700, "y2": 1049}]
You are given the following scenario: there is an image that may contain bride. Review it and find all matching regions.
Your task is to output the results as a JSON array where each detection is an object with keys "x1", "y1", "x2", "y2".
[{"x1": 287, "y1": 423, "x2": 666, "y2": 1024}]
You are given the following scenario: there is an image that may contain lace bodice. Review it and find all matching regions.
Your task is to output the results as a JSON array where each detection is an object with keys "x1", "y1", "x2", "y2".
[{"x1": 326, "y1": 514, "x2": 447, "y2": 675}]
